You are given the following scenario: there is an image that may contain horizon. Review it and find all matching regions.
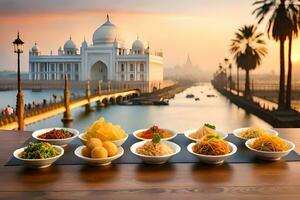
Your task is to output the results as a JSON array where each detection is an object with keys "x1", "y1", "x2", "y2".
[{"x1": 1, "y1": 0, "x2": 300, "y2": 75}]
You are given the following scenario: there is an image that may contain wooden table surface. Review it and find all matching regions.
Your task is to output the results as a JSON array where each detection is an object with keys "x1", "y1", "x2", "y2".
[{"x1": 0, "y1": 129, "x2": 300, "y2": 200}]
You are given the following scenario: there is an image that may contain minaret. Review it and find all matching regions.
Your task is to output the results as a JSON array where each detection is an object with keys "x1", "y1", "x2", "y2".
[{"x1": 186, "y1": 54, "x2": 192, "y2": 67}]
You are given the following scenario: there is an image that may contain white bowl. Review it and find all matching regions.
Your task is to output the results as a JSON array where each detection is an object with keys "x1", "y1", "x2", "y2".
[
  {"x1": 184, "y1": 129, "x2": 228, "y2": 142},
  {"x1": 74, "y1": 145, "x2": 124, "y2": 166},
  {"x1": 133, "y1": 128, "x2": 177, "y2": 141},
  {"x1": 233, "y1": 127, "x2": 279, "y2": 141},
  {"x1": 13, "y1": 145, "x2": 64, "y2": 168},
  {"x1": 78, "y1": 133, "x2": 88, "y2": 145},
  {"x1": 130, "y1": 141, "x2": 181, "y2": 164},
  {"x1": 32, "y1": 127, "x2": 79, "y2": 147},
  {"x1": 245, "y1": 138, "x2": 295, "y2": 161},
  {"x1": 78, "y1": 133, "x2": 128, "y2": 146},
  {"x1": 187, "y1": 142, "x2": 237, "y2": 164}
]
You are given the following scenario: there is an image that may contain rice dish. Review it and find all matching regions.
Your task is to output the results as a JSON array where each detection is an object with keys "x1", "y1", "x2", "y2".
[{"x1": 137, "y1": 141, "x2": 174, "y2": 156}]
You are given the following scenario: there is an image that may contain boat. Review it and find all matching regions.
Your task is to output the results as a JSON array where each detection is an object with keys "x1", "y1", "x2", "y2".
[
  {"x1": 153, "y1": 100, "x2": 169, "y2": 105},
  {"x1": 207, "y1": 94, "x2": 216, "y2": 98},
  {"x1": 186, "y1": 94, "x2": 195, "y2": 98},
  {"x1": 195, "y1": 98, "x2": 200, "y2": 101}
]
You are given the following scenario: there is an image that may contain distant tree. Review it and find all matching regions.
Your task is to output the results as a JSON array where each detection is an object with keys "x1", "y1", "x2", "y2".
[
  {"x1": 230, "y1": 25, "x2": 267, "y2": 99},
  {"x1": 252, "y1": 0, "x2": 295, "y2": 110}
]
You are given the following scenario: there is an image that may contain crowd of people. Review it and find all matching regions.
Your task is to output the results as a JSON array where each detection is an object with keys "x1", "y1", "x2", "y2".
[
  {"x1": 1, "y1": 105, "x2": 14, "y2": 117},
  {"x1": 1, "y1": 98, "x2": 54, "y2": 117},
  {"x1": 1, "y1": 92, "x2": 81, "y2": 118}
]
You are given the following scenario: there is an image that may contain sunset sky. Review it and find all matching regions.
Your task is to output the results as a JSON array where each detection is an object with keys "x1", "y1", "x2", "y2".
[{"x1": 1, "y1": 0, "x2": 300, "y2": 75}]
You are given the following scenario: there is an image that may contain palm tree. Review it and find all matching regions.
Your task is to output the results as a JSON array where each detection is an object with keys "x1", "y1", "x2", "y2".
[
  {"x1": 230, "y1": 25, "x2": 267, "y2": 99},
  {"x1": 252, "y1": 0, "x2": 294, "y2": 110},
  {"x1": 286, "y1": 2, "x2": 300, "y2": 109}
]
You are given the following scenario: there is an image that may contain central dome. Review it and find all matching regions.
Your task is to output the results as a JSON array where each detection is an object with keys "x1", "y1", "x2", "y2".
[{"x1": 93, "y1": 15, "x2": 121, "y2": 45}]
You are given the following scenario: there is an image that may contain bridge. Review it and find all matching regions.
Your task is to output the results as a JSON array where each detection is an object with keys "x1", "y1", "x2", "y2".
[{"x1": 0, "y1": 77, "x2": 140, "y2": 130}]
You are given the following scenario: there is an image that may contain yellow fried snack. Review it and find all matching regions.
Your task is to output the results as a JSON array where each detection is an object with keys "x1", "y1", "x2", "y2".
[
  {"x1": 87, "y1": 138, "x2": 102, "y2": 150},
  {"x1": 86, "y1": 117, "x2": 126, "y2": 141},
  {"x1": 81, "y1": 146, "x2": 91, "y2": 157},
  {"x1": 103, "y1": 141, "x2": 118, "y2": 157},
  {"x1": 91, "y1": 147, "x2": 108, "y2": 158}
]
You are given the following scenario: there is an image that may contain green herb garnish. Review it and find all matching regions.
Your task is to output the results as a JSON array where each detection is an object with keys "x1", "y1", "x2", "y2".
[
  {"x1": 205, "y1": 134, "x2": 221, "y2": 140},
  {"x1": 204, "y1": 123, "x2": 216, "y2": 130},
  {"x1": 152, "y1": 133, "x2": 161, "y2": 144},
  {"x1": 19, "y1": 142, "x2": 60, "y2": 159}
]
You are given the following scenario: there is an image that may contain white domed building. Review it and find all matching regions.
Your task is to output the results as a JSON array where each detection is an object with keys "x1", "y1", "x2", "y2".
[{"x1": 29, "y1": 15, "x2": 163, "y2": 85}]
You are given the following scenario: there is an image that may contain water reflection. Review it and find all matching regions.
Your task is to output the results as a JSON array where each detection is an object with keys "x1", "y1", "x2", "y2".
[{"x1": 25, "y1": 83, "x2": 271, "y2": 132}]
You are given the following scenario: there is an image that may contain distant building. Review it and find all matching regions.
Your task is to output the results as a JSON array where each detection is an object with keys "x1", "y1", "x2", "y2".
[
  {"x1": 29, "y1": 15, "x2": 164, "y2": 82},
  {"x1": 164, "y1": 55, "x2": 209, "y2": 81}
]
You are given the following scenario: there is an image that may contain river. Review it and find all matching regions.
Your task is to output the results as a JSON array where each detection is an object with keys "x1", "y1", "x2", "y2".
[{"x1": 0, "y1": 83, "x2": 271, "y2": 133}]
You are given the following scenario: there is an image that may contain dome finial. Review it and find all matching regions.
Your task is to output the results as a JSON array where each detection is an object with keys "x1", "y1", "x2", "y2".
[
  {"x1": 137, "y1": 33, "x2": 139, "y2": 40},
  {"x1": 107, "y1": 14, "x2": 110, "y2": 22},
  {"x1": 69, "y1": 35, "x2": 72, "y2": 40}
]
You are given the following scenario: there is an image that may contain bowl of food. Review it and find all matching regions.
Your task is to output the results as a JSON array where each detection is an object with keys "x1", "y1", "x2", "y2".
[
  {"x1": 133, "y1": 125, "x2": 177, "y2": 141},
  {"x1": 233, "y1": 126, "x2": 279, "y2": 141},
  {"x1": 78, "y1": 133, "x2": 88, "y2": 145},
  {"x1": 245, "y1": 135, "x2": 295, "y2": 161},
  {"x1": 74, "y1": 137, "x2": 124, "y2": 166},
  {"x1": 184, "y1": 123, "x2": 228, "y2": 142},
  {"x1": 130, "y1": 134, "x2": 181, "y2": 164},
  {"x1": 13, "y1": 142, "x2": 64, "y2": 168},
  {"x1": 187, "y1": 134, "x2": 237, "y2": 164},
  {"x1": 32, "y1": 127, "x2": 79, "y2": 147},
  {"x1": 80, "y1": 118, "x2": 128, "y2": 146}
]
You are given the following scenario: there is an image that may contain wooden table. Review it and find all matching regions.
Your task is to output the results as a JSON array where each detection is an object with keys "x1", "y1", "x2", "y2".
[{"x1": 0, "y1": 129, "x2": 300, "y2": 200}]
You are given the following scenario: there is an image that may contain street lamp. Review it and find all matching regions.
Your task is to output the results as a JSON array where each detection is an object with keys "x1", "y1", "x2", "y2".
[
  {"x1": 224, "y1": 58, "x2": 229, "y2": 89},
  {"x1": 228, "y1": 63, "x2": 232, "y2": 92},
  {"x1": 13, "y1": 32, "x2": 25, "y2": 130}
]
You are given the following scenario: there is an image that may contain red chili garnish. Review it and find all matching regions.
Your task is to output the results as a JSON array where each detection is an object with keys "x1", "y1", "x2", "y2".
[{"x1": 137, "y1": 125, "x2": 173, "y2": 139}]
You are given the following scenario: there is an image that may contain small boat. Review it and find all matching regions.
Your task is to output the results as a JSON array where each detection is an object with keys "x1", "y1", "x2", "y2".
[
  {"x1": 207, "y1": 94, "x2": 216, "y2": 98},
  {"x1": 153, "y1": 100, "x2": 169, "y2": 105},
  {"x1": 186, "y1": 94, "x2": 195, "y2": 98},
  {"x1": 195, "y1": 98, "x2": 200, "y2": 101}
]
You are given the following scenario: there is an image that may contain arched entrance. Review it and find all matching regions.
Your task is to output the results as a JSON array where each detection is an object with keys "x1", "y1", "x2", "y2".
[{"x1": 91, "y1": 61, "x2": 108, "y2": 81}]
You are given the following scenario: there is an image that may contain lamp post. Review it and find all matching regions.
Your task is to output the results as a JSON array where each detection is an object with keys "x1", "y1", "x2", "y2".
[
  {"x1": 228, "y1": 63, "x2": 232, "y2": 92},
  {"x1": 13, "y1": 32, "x2": 25, "y2": 130},
  {"x1": 224, "y1": 58, "x2": 229, "y2": 89}
]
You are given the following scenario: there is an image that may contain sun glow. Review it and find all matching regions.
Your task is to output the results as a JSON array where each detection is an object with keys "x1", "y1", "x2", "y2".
[{"x1": 292, "y1": 53, "x2": 300, "y2": 63}]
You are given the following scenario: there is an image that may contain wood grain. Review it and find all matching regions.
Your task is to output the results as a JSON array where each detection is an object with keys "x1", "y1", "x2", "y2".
[{"x1": 0, "y1": 129, "x2": 300, "y2": 200}]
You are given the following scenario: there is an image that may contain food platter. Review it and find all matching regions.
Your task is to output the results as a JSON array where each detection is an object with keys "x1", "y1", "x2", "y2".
[
  {"x1": 130, "y1": 140, "x2": 181, "y2": 164},
  {"x1": 232, "y1": 127, "x2": 279, "y2": 141},
  {"x1": 184, "y1": 128, "x2": 228, "y2": 142},
  {"x1": 133, "y1": 126, "x2": 177, "y2": 141},
  {"x1": 187, "y1": 142, "x2": 237, "y2": 164},
  {"x1": 245, "y1": 137, "x2": 295, "y2": 160},
  {"x1": 75, "y1": 145, "x2": 124, "y2": 166},
  {"x1": 32, "y1": 127, "x2": 79, "y2": 147},
  {"x1": 13, "y1": 144, "x2": 64, "y2": 168},
  {"x1": 10, "y1": 119, "x2": 299, "y2": 168}
]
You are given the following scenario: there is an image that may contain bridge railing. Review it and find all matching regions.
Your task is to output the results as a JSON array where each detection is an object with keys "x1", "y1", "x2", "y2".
[{"x1": 0, "y1": 88, "x2": 139, "y2": 128}]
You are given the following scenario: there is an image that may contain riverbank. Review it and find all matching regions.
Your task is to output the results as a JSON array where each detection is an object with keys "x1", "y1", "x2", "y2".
[{"x1": 214, "y1": 87, "x2": 300, "y2": 127}]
